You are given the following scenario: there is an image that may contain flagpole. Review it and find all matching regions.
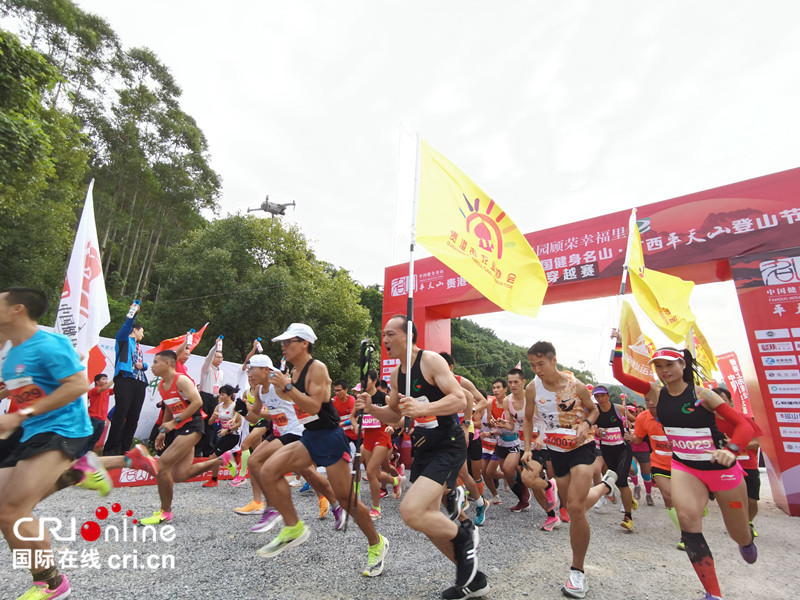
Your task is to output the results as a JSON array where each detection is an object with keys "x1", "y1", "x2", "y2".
[
  {"x1": 609, "y1": 208, "x2": 637, "y2": 365},
  {"x1": 406, "y1": 134, "x2": 421, "y2": 409}
]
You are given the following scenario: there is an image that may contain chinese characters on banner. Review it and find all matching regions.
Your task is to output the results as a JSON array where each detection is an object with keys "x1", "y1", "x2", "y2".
[{"x1": 731, "y1": 247, "x2": 800, "y2": 516}]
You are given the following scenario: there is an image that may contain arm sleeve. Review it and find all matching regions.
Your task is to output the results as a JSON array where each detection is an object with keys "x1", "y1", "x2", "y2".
[
  {"x1": 714, "y1": 401, "x2": 755, "y2": 449},
  {"x1": 612, "y1": 343, "x2": 652, "y2": 395}
]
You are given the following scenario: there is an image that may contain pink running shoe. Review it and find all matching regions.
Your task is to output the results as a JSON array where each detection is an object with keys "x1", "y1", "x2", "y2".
[
  {"x1": 541, "y1": 515, "x2": 561, "y2": 532},
  {"x1": 220, "y1": 451, "x2": 237, "y2": 478},
  {"x1": 229, "y1": 475, "x2": 247, "y2": 487},
  {"x1": 26, "y1": 573, "x2": 71, "y2": 599},
  {"x1": 125, "y1": 443, "x2": 159, "y2": 477},
  {"x1": 544, "y1": 478, "x2": 558, "y2": 512}
]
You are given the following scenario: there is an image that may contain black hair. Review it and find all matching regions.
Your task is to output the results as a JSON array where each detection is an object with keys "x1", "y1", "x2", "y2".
[
  {"x1": 0, "y1": 287, "x2": 48, "y2": 320},
  {"x1": 131, "y1": 323, "x2": 144, "y2": 332},
  {"x1": 333, "y1": 379, "x2": 348, "y2": 390},
  {"x1": 93, "y1": 373, "x2": 108, "y2": 383},
  {"x1": 507, "y1": 367, "x2": 524, "y2": 379},
  {"x1": 712, "y1": 387, "x2": 732, "y2": 401},
  {"x1": 219, "y1": 384, "x2": 239, "y2": 399},
  {"x1": 654, "y1": 346, "x2": 699, "y2": 385},
  {"x1": 492, "y1": 378, "x2": 508, "y2": 389},
  {"x1": 377, "y1": 379, "x2": 389, "y2": 391},
  {"x1": 367, "y1": 369, "x2": 379, "y2": 382},
  {"x1": 156, "y1": 349, "x2": 178, "y2": 365},
  {"x1": 439, "y1": 351, "x2": 454, "y2": 366},
  {"x1": 389, "y1": 314, "x2": 417, "y2": 343},
  {"x1": 527, "y1": 340, "x2": 556, "y2": 358}
]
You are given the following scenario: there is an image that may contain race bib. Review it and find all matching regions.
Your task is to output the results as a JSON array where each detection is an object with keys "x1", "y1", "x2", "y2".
[
  {"x1": 293, "y1": 404, "x2": 319, "y2": 425},
  {"x1": 339, "y1": 413, "x2": 353, "y2": 430},
  {"x1": 409, "y1": 395, "x2": 438, "y2": 429},
  {"x1": 481, "y1": 438, "x2": 497, "y2": 453},
  {"x1": 5, "y1": 376, "x2": 46, "y2": 410},
  {"x1": 163, "y1": 395, "x2": 191, "y2": 428},
  {"x1": 651, "y1": 435, "x2": 672, "y2": 456},
  {"x1": 664, "y1": 427, "x2": 716, "y2": 461},
  {"x1": 597, "y1": 427, "x2": 624, "y2": 446},
  {"x1": 361, "y1": 414, "x2": 381, "y2": 429},
  {"x1": 544, "y1": 427, "x2": 579, "y2": 452},
  {"x1": 269, "y1": 410, "x2": 289, "y2": 429}
]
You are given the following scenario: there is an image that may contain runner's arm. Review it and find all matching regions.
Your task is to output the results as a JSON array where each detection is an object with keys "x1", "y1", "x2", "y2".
[{"x1": 401, "y1": 352, "x2": 465, "y2": 417}]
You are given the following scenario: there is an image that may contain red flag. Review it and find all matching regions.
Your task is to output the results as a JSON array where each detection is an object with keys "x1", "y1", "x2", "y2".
[
  {"x1": 147, "y1": 323, "x2": 208, "y2": 354},
  {"x1": 87, "y1": 345, "x2": 108, "y2": 382},
  {"x1": 515, "y1": 361, "x2": 522, "y2": 370}
]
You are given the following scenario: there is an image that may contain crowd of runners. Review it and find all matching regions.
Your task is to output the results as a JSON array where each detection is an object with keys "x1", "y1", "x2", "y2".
[{"x1": 0, "y1": 287, "x2": 764, "y2": 600}]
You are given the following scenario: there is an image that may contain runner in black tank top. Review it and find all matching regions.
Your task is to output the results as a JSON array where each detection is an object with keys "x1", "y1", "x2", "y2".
[
  {"x1": 356, "y1": 315, "x2": 486, "y2": 598},
  {"x1": 256, "y1": 324, "x2": 388, "y2": 578}
]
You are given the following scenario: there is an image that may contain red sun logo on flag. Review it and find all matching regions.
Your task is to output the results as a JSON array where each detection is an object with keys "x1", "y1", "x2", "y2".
[{"x1": 462, "y1": 195, "x2": 505, "y2": 259}]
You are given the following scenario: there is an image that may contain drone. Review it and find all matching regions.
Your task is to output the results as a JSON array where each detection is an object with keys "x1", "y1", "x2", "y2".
[{"x1": 247, "y1": 195, "x2": 296, "y2": 218}]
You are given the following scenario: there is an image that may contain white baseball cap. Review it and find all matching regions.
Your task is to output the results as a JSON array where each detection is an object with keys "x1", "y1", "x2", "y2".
[
  {"x1": 249, "y1": 354, "x2": 274, "y2": 369},
  {"x1": 271, "y1": 323, "x2": 317, "y2": 344}
]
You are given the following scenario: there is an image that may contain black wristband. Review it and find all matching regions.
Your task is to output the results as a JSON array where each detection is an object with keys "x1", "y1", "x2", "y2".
[{"x1": 584, "y1": 418, "x2": 594, "y2": 427}]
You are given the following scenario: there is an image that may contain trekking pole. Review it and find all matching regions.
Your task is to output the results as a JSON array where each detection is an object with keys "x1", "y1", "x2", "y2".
[{"x1": 343, "y1": 338, "x2": 373, "y2": 533}]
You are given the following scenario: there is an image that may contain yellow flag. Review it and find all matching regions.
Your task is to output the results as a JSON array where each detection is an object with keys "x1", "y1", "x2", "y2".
[
  {"x1": 626, "y1": 210, "x2": 695, "y2": 342},
  {"x1": 619, "y1": 300, "x2": 657, "y2": 382},
  {"x1": 416, "y1": 140, "x2": 547, "y2": 317},
  {"x1": 687, "y1": 324, "x2": 718, "y2": 380}
]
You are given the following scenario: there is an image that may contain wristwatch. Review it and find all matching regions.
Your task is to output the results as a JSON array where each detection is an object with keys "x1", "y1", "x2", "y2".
[
  {"x1": 725, "y1": 443, "x2": 740, "y2": 454},
  {"x1": 283, "y1": 382, "x2": 294, "y2": 393},
  {"x1": 463, "y1": 420, "x2": 472, "y2": 427}
]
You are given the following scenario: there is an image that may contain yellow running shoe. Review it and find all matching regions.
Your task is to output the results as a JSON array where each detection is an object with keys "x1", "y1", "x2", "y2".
[
  {"x1": 620, "y1": 516, "x2": 633, "y2": 531},
  {"x1": 318, "y1": 496, "x2": 329, "y2": 519},
  {"x1": 235, "y1": 500, "x2": 265, "y2": 515}
]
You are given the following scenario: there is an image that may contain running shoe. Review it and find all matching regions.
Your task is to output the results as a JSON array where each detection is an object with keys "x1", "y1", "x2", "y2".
[
  {"x1": 125, "y1": 443, "x2": 159, "y2": 477},
  {"x1": 17, "y1": 573, "x2": 71, "y2": 599},
  {"x1": 631, "y1": 497, "x2": 639, "y2": 511},
  {"x1": 333, "y1": 504, "x2": 346, "y2": 530},
  {"x1": 750, "y1": 521, "x2": 758, "y2": 538},
  {"x1": 318, "y1": 496, "x2": 329, "y2": 519},
  {"x1": 601, "y1": 470, "x2": 620, "y2": 503},
  {"x1": 202, "y1": 479, "x2": 218, "y2": 488},
  {"x1": 288, "y1": 476, "x2": 303, "y2": 487},
  {"x1": 461, "y1": 518, "x2": 480, "y2": 549},
  {"x1": 298, "y1": 481, "x2": 312, "y2": 494},
  {"x1": 364, "y1": 534, "x2": 389, "y2": 577},
  {"x1": 700, "y1": 593, "x2": 723, "y2": 600},
  {"x1": 220, "y1": 450, "x2": 237, "y2": 478},
  {"x1": 561, "y1": 568, "x2": 588, "y2": 599},
  {"x1": 392, "y1": 475, "x2": 407, "y2": 500},
  {"x1": 490, "y1": 495, "x2": 502, "y2": 505},
  {"x1": 251, "y1": 509, "x2": 283, "y2": 533},
  {"x1": 474, "y1": 501, "x2": 488, "y2": 527},
  {"x1": 620, "y1": 516, "x2": 633, "y2": 531},
  {"x1": 256, "y1": 521, "x2": 309, "y2": 558},
  {"x1": 633, "y1": 485, "x2": 641, "y2": 501},
  {"x1": 739, "y1": 540, "x2": 758, "y2": 564},
  {"x1": 593, "y1": 495, "x2": 607, "y2": 510},
  {"x1": 380, "y1": 488, "x2": 388, "y2": 499},
  {"x1": 646, "y1": 494, "x2": 654, "y2": 506},
  {"x1": 560, "y1": 507, "x2": 570, "y2": 523},
  {"x1": 74, "y1": 452, "x2": 112, "y2": 497},
  {"x1": 139, "y1": 509, "x2": 173, "y2": 525},
  {"x1": 509, "y1": 499, "x2": 530, "y2": 513},
  {"x1": 545, "y1": 478, "x2": 558, "y2": 512},
  {"x1": 441, "y1": 570, "x2": 489, "y2": 599},
  {"x1": 541, "y1": 515, "x2": 561, "y2": 532},
  {"x1": 369, "y1": 507, "x2": 381, "y2": 520},
  {"x1": 446, "y1": 486, "x2": 466, "y2": 521},
  {"x1": 677, "y1": 540, "x2": 686, "y2": 551},
  {"x1": 235, "y1": 500, "x2": 265, "y2": 515},
  {"x1": 453, "y1": 522, "x2": 478, "y2": 588},
  {"x1": 229, "y1": 475, "x2": 247, "y2": 487},
  {"x1": 703, "y1": 506, "x2": 708, "y2": 518}
]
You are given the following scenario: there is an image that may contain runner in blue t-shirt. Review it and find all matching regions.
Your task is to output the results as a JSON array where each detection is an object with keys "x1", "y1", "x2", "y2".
[{"x1": 0, "y1": 287, "x2": 97, "y2": 599}]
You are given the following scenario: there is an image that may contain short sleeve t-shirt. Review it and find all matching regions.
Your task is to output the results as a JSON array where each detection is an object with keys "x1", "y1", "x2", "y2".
[
  {"x1": 2, "y1": 329, "x2": 92, "y2": 442},
  {"x1": 88, "y1": 387, "x2": 112, "y2": 420}
]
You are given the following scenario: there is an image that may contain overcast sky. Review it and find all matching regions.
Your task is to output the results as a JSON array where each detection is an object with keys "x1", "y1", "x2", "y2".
[{"x1": 75, "y1": 0, "x2": 800, "y2": 381}]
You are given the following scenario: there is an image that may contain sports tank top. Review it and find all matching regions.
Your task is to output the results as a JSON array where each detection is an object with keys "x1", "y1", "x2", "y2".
[
  {"x1": 533, "y1": 372, "x2": 594, "y2": 452},
  {"x1": 595, "y1": 404, "x2": 627, "y2": 447},
  {"x1": 397, "y1": 350, "x2": 458, "y2": 431},
  {"x1": 259, "y1": 384, "x2": 304, "y2": 437},
  {"x1": 293, "y1": 358, "x2": 339, "y2": 431},
  {"x1": 159, "y1": 374, "x2": 201, "y2": 428},
  {"x1": 216, "y1": 401, "x2": 236, "y2": 426},
  {"x1": 657, "y1": 384, "x2": 727, "y2": 471}
]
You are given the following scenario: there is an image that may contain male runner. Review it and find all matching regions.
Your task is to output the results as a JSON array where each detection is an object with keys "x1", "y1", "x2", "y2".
[
  {"x1": 0, "y1": 287, "x2": 94, "y2": 599},
  {"x1": 522, "y1": 341, "x2": 599, "y2": 599},
  {"x1": 138, "y1": 350, "x2": 221, "y2": 525},
  {"x1": 258, "y1": 324, "x2": 388, "y2": 577},
  {"x1": 489, "y1": 378, "x2": 529, "y2": 511},
  {"x1": 356, "y1": 315, "x2": 486, "y2": 599}
]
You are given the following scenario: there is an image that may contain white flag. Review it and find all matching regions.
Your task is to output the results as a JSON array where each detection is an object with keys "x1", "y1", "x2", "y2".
[{"x1": 54, "y1": 180, "x2": 110, "y2": 354}]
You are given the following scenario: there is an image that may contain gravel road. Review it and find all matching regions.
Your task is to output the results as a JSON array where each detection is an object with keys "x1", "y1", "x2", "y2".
[{"x1": 1, "y1": 470, "x2": 795, "y2": 600}]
